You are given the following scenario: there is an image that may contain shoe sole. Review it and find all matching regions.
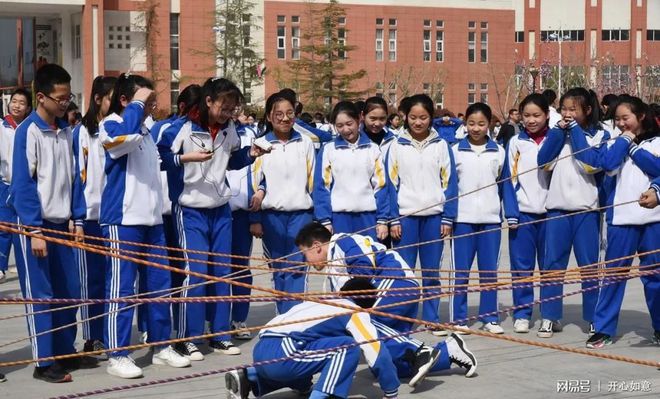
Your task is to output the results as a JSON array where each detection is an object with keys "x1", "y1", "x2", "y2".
[
  {"x1": 213, "y1": 348, "x2": 242, "y2": 355},
  {"x1": 451, "y1": 334, "x2": 477, "y2": 378},
  {"x1": 483, "y1": 327, "x2": 504, "y2": 334},
  {"x1": 430, "y1": 330, "x2": 449, "y2": 337},
  {"x1": 225, "y1": 371, "x2": 249, "y2": 399},
  {"x1": 107, "y1": 366, "x2": 143, "y2": 379},
  {"x1": 33, "y1": 373, "x2": 73, "y2": 383},
  {"x1": 233, "y1": 334, "x2": 252, "y2": 341},
  {"x1": 185, "y1": 352, "x2": 205, "y2": 361},
  {"x1": 537, "y1": 331, "x2": 553, "y2": 338},
  {"x1": 408, "y1": 347, "x2": 440, "y2": 387},
  {"x1": 586, "y1": 340, "x2": 612, "y2": 349},
  {"x1": 152, "y1": 356, "x2": 191, "y2": 368}
]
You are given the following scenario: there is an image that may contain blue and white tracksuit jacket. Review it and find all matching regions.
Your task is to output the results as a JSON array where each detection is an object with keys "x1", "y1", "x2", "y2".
[
  {"x1": 536, "y1": 122, "x2": 610, "y2": 323},
  {"x1": 570, "y1": 131, "x2": 660, "y2": 336},
  {"x1": 500, "y1": 130, "x2": 551, "y2": 320},
  {"x1": 99, "y1": 101, "x2": 171, "y2": 356},
  {"x1": 0, "y1": 119, "x2": 18, "y2": 272},
  {"x1": 251, "y1": 130, "x2": 316, "y2": 313},
  {"x1": 250, "y1": 299, "x2": 399, "y2": 398},
  {"x1": 10, "y1": 111, "x2": 78, "y2": 366},
  {"x1": 450, "y1": 138, "x2": 509, "y2": 324},
  {"x1": 294, "y1": 119, "x2": 334, "y2": 150},
  {"x1": 386, "y1": 129, "x2": 457, "y2": 323},
  {"x1": 158, "y1": 117, "x2": 254, "y2": 340},
  {"x1": 314, "y1": 133, "x2": 389, "y2": 239},
  {"x1": 432, "y1": 117, "x2": 463, "y2": 145}
]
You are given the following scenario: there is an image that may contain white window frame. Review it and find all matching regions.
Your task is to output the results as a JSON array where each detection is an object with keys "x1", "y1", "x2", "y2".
[
  {"x1": 376, "y1": 28, "x2": 383, "y2": 61},
  {"x1": 277, "y1": 26, "x2": 286, "y2": 59},
  {"x1": 436, "y1": 30, "x2": 444, "y2": 62},
  {"x1": 388, "y1": 29, "x2": 397, "y2": 61}
]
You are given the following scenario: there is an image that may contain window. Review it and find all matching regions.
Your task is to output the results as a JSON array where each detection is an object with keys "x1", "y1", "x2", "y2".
[
  {"x1": 388, "y1": 92, "x2": 397, "y2": 106},
  {"x1": 169, "y1": 13, "x2": 180, "y2": 70},
  {"x1": 602, "y1": 65, "x2": 631, "y2": 91},
  {"x1": 424, "y1": 19, "x2": 431, "y2": 27},
  {"x1": 117, "y1": 43, "x2": 123, "y2": 49},
  {"x1": 292, "y1": 15, "x2": 300, "y2": 23},
  {"x1": 436, "y1": 20, "x2": 444, "y2": 28},
  {"x1": 338, "y1": 17, "x2": 346, "y2": 25},
  {"x1": 423, "y1": 82, "x2": 431, "y2": 93},
  {"x1": 468, "y1": 93, "x2": 476, "y2": 105},
  {"x1": 515, "y1": 31, "x2": 525, "y2": 42},
  {"x1": 541, "y1": 30, "x2": 584, "y2": 41},
  {"x1": 468, "y1": 21, "x2": 476, "y2": 29},
  {"x1": 72, "y1": 24, "x2": 81, "y2": 59},
  {"x1": 117, "y1": 34, "x2": 123, "y2": 40},
  {"x1": 481, "y1": 93, "x2": 489, "y2": 103},
  {"x1": 648, "y1": 30, "x2": 660, "y2": 40},
  {"x1": 388, "y1": 82, "x2": 397, "y2": 91},
  {"x1": 291, "y1": 27, "x2": 300, "y2": 60},
  {"x1": 376, "y1": 18, "x2": 383, "y2": 25},
  {"x1": 436, "y1": 31, "x2": 444, "y2": 61},
  {"x1": 480, "y1": 31, "x2": 488, "y2": 62},
  {"x1": 170, "y1": 81, "x2": 180, "y2": 114},
  {"x1": 468, "y1": 31, "x2": 476, "y2": 62},
  {"x1": 389, "y1": 18, "x2": 397, "y2": 26},
  {"x1": 602, "y1": 29, "x2": 630, "y2": 41},
  {"x1": 423, "y1": 30, "x2": 431, "y2": 61},
  {"x1": 109, "y1": 26, "x2": 114, "y2": 31},
  {"x1": 338, "y1": 28, "x2": 347, "y2": 59},
  {"x1": 480, "y1": 83, "x2": 488, "y2": 91},
  {"x1": 481, "y1": 21, "x2": 488, "y2": 29},
  {"x1": 480, "y1": 83, "x2": 488, "y2": 103},
  {"x1": 468, "y1": 83, "x2": 476, "y2": 91},
  {"x1": 277, "y1": 26, "x2": 286, "y2": 59},
  {"x1": 277, "y1": 15, "x2": 285, "y2": 23},
  {"x1": 388, "y1": 29, "x2": 397, "y2": 61},
  {"x1": 117, "y1": 26, "x2": 122, "y2": 32},
  {"x1": 376, "y1": 28, "x2": 384, "y2": 61}
]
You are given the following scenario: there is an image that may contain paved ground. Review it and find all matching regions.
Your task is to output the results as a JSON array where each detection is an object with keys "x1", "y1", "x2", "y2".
[{"x1": 0, "y1": 237, "x2": 659, "y2": 399}]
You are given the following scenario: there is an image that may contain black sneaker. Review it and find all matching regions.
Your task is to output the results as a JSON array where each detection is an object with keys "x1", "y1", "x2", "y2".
[
  {"x1": 0, "y1": 372, "x2": 6, "y2": 382},
  {"x1": 33, "y1": 363, "x2": 72, "y2": 383},
  {"x1": 210, "y1": 340, "x2": 241, "y2": 355},
  {"x1": 445, "y1": 333, "x2": 477, "y2": 377},
  {"x1": 174, "y1": 341, "x2": 205, "y2": 361},
  {"x1": 652, "y1": 330, "x2": 660, "y2": 345},
  {"x1": 408, "y1": 344, "x2": 440, "y2": 387},
  {"x1": 586, "y1": 332, "x2": 612, "y2": 349},
  {"x1": 83, "y1": 339, "x2": 107, "y2": 359},
  {"x1": 58, "y1": 354, "x2": 99, "y2": 371},
  {"x1": 225, "y1": 369, "x2": 250, "y2": 399}
]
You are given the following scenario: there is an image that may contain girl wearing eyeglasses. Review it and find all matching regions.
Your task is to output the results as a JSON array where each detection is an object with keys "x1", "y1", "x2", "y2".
[{"x1": 249, "y1": 90, "x2": 316, "y2": 314}]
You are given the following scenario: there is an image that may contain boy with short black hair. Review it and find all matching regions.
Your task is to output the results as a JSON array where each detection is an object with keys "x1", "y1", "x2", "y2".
[{"x1": 11, "y1": 63, "x2": 97, "y2": 383}]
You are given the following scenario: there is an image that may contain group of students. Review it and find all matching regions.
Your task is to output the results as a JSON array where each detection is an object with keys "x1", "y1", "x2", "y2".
[{"x1": 0, "y1": 62, "x2": 658, "y2": 395}]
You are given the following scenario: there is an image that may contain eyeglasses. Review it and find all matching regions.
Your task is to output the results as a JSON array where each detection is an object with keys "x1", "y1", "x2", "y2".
[
  {"x1": 43, "y1": 93, "x2": 75, "y2": 107},
  {"x1": 273, "y1": 111, "x2": 295, "y2": 121}
]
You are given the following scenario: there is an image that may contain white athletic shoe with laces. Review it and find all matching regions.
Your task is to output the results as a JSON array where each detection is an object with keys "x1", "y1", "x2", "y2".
[
  {"x1": 483, "y1": 322, "x2": 504, "y2": 334},
  {"x1": 152, "y1": 345, "x2": 191, "y2": 368},
  {"x1": 513, "y1": 319, "x2": 530, "y2": 333},
  {"x1": 107, "y1": 356, "x2": 143, "y2": 379},
  {"x1": 445, "y1": 333, "x2": 477, "y2": 377}
]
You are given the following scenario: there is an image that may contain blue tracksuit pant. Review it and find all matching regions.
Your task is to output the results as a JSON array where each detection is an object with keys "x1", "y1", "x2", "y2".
[
  {"x1": 451, "y1": 223, "x2": 501, "y2": 324},
  {"x1": 76, "y1": 220, "x2": 106, "y2": 341},
  {"x1": 174, "y1": 203, "x2": 233, "y2": 342},
  {"x1": 509, "y1": 213, "x2": 546, "y2": 320},
  {"x1": 393, "y1": 214, "x2": 444, "y2": 324},
  {"x1": 332, "y1": 211, "x2": 378, "y2": 240},
  {"x1": 231, "y1": 209, "x2": 253, "y2": 323},
  {"x1": 593, "y1": 223, "x2": 660, "y2": 336},
  {"x1": 15, "y1": 220, "x2": 79, "y2": 367},
  {"x1": 541, "y1": 210, "x2": 599, "y2": 322},
  {"x1": 262, "y1": 210, "x2": 313, "y2": 314},
  {"x1": 0, "y1": 181, "x2": 16, "y2": 272},
  {"x1": 102, "y1": 224, "x2": 171, "y2": 356}
]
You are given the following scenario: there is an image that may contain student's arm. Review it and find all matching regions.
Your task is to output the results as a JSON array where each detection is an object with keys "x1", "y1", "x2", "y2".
[
  {"x1": 100, "y1": 101, "x2": 147, "y2": 159},
  {"x1": 600, "y1": 136, "x2": 633, "y2": 172},
  {"x1": 537, "y1": 127, "x2": 565, "y2": 171},
  {"x1": 337, "y1": 237, "x2": 378, "y2": 278},
  {"x1": 500, "y1": 141, "x2": 521, "y2": 226},
  {"x1": 313, "y1": 143, "x2": 333, "y2": 227},
  {"x1": 248, "y1": 157, "x2": 265, "y2": 225},
  {"x1": 11, "y1": 126, "x2": 42, "y2": 229},
  {"x1": 295, "y1": 119, "x2": 334, "y2": 144},
  {"x1": 71, "y1": 126, "x2": 87, "y2": 224},
  {"x1": 567, "y1": 122, "x2": 608, "y2": 174},
  {"x1": 228, "y1": 131, "x2": 254, "y2": 170},
  {"x1": 345, "y1": 312, "x2": 400, "y2": 398},
  {"x1": 629, "y1": 142, "x2": 660, "y2": 178},
  {"x1": 157, "y1": 120, "x2": 185, "y2": 171},
  {"x1": 441, "y1": 142, "x2": 457, "y2": 228},
  {"x1": 371, "y1": 150, "x2": 390, "y2": 228}
]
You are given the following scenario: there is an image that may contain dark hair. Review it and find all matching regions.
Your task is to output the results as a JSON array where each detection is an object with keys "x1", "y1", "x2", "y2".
[
  {"x1": 300, "y1": 112, "x2": 314, "y2": 125},
  {"x1": 314, "y1": 112, "x2": 325, "y2": 121},
  {"x1": 364, "y1": 96, "x2": 388, "y2": 117},
  {"x1": 403, "y1": 94, "x2": 434, "y2": 130},
  {"x1": 176, "y1": 84, "x2": 202, "y2": 116},
  {"x1": 10, "y1": 88, "x2": 32, "y2": 106},
  {"x1": 457, "y1": 113, "x2": 465, "y2": 118},
  {"x1": 542, "y1": 89, "x2": 557, "y2": 106},
  {"x1": 398, "y1": 96, "x2": 412, "y2": 114},
  {"x1": 340, "y1": 278, "x2": 377, "y2": 309},
  {"x1": 34, "y1": 64, "x2": 71, "y2": 96},
  {"x1": 386, "y1": 113, "x2": 399, "y2": 127},
  {"x1": 259, "y1": 90, "x2": 296, "y2": 133},
  {"x1": 519, "y1": 93, "x2": 550, "y2": 115},
  {"x1": 559, "y1": 87, "x2": 601, "y2": 130},
  {"x1": 615, "y1": 95, "x2": 659, "y2": 142},
  {"x1": 199, "y1": 77, "x2": 243, "y2": 130},
  {"x1": 331, "y1": 101, "x2": 360, "y2": 124},
  {"x1": 294, "y1": 221, "x2": 332, "y2": 248},
  {"x1": 601, "y1": 93, "x2": 619, "y2": 121},
  {"x1": 354, "y1": 100, "x2": 366, "y2": 116},
  {"x1": 66, "y1": 102, "x2": 79, "y2": 113},
  {"x1": 465, "y1": 102, "x2": 492, "y2": 123},
  {"x1": 109, "y1": 73, "x2": 154, "y2": 115},
  {"x1": 82, "y1": 75, "x2": 117, "y2": 134},
  {"x1": 508, "y1": 108, "x2": 518, "y2": 116}
]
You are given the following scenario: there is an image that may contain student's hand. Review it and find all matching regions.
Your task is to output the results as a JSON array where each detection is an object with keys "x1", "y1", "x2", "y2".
[
  {"x1": 31, "y1": 235, "x2": 48, "y2": 258},
  {"x1": 441, "y1": 224, "x2": 452, "y2": 238},
  {"x1": 73, "y1": 225, "x2": 84, "y2": 243},
  {"x1": 249, "y1": 190, "x2": 265, "y2": 212},
  {"x1": 509, "y1": 223, "x2": 519, "y2": 230},
  {"x1": 389, "y1": 224, "x2": 402, "y2": 241},
  {"x1": 557, "y1": 120, "x2": 568, "y2": 130},
  {"x1": 376, "y1": 224, "x2": 389, "y2": 241},
  {"x1": 249, "y1": 223, "x2": 263, "y2": 238},
  {"x1": 180, "y1": 151, "x2": 213, "y2": 163},
  {"x1": 133, "y1": 87, "x2": 154, "y2": 104},
  {"x1": 622, "y1": 131, "x2": 636, "y2": 141},
  {"x1": 639, "y1": 189, "x2": 659, "y2": 209},
  {"x1": 324, "y1": 224, "x2": 334, "y2": 234},
  {"x1": 249, "y1": 144, "x2": 271, "y2": 158}
]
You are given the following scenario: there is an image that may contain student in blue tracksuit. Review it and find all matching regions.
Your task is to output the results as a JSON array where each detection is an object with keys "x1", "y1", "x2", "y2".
[
  {"x1": 0, "y1": 88, "x2": 31, "y2": 282},
  {"x1": 250, "y1": 90, "x2": 316, "y2": 314},
  {"x1": 227, "y1": 114, "x2": 258, "y2": 340},
  {"x1": 314, "y1": 101, "x2": 389, "y2": 240},
  {"x1": 72, "y1": 75, "x2": 117, "y2": 354},
  {"x1": 295, "y1": 222, "x2": 478, "y2": 385},
  {"x1": 500, "y1": 93, "x2": 552, "y2": 334},
  {"x1": 11, "y1": 64, "x2": 98, "y2": 383},
  {"x1": 387, "y1": 94, "x2": 457, "y2": 335},
  {"x1": 100, "y1": 73, "x2": 190, "y2": 379},
  {"x1": 450, "y1": 103, "x2": 509, "y2": 334},
  {"x1": 159, "y1": 78, "x2": 266, "y2": 360},
  {"x1": 564, "y1": 96, "x2": 660, "y2": 348},
  {"x1": 536, "y1": 87, "x2": 610, "y2": 338},
  {"x1": 433, "y1": 113, "x2": 463, "y2": 145}
]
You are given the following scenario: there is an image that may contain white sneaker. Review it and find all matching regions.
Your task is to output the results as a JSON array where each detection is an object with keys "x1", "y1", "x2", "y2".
[
  {"x1": 453, "y1": 325, "x2": 471, "y2": 335},
  {"x1": 483, "y1": 322, "x2": 504, "y2": 334},
  {"x1": 152, "y1": 346, "x2": 191, "y2": 368},
  {"x1": 537, "y1": 319, "x2": 554, "y2": 338},
  {"x1": 225, "y1": 369, "x2": 250, "y2": 399},
  {"x1": 232, "y1": 321, "x2": 252, "y2": 341},
  {"x1": 0, "y1": 270, "x2": 6, "y2": 283},
  {"x1": 445, "y1": 333, "x2": 477, "y2": 377},
  {"x1": 107, "y1": 356, "x2": 143, "y2": 379},
  {"x1": 210, "y1": 340, "x2": 241, "y2": 355},
  {"x1": 513, "y1": 319, "x2": 530, "y2": 333}
]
